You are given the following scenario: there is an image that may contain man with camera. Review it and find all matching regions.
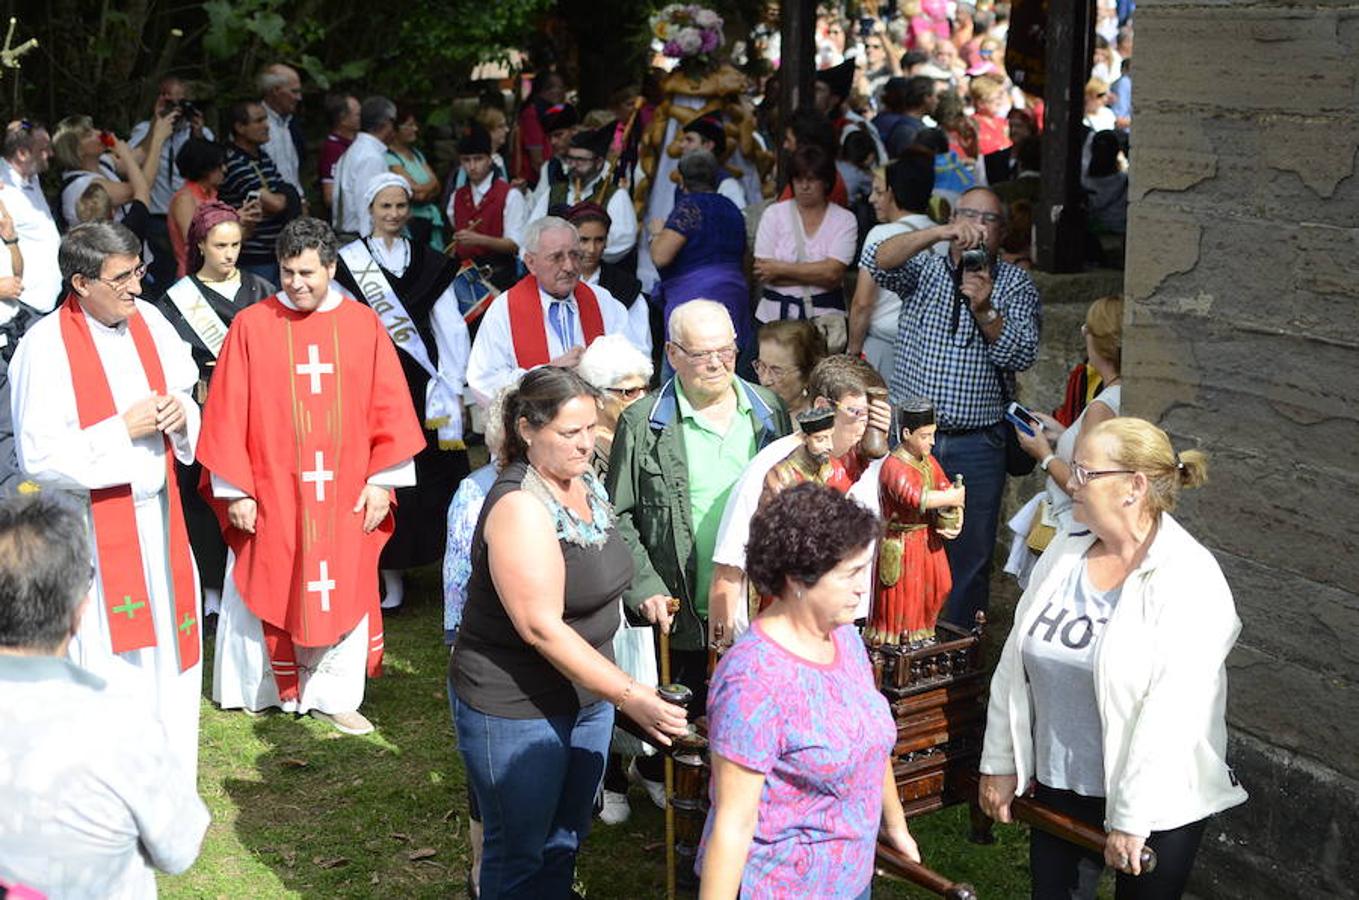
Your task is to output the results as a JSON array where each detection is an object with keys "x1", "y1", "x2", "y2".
[
  {"x1": 129, "y1": 77, "x2": 214, "y2": 288},
  {"x1": 864, "y1": 186, "x2": 1041, "y2": 628}
]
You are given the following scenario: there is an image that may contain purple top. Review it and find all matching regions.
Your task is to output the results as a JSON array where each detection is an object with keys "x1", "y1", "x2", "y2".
[{"x1": 696, "y1": 621, "x2": 896, "y2": 898}]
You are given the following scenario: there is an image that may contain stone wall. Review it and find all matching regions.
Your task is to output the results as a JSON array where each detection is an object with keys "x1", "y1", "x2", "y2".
[{"x1": 1124, "y1": 1, "x2": 1359, "y2": 895}]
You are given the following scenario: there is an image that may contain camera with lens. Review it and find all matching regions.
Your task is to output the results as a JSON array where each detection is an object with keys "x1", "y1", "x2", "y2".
[
  {"x1": 173, "y1": 99, "x2": 199, "y2": 119},
  {"x1": 960, "y1": 246, "x2": 990, "y2": 272}
]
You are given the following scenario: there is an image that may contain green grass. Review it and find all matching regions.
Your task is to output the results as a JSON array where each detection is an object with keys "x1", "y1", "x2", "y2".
[{"x1": 162, "y1": 568, "x2": 1067, "y2": 899}]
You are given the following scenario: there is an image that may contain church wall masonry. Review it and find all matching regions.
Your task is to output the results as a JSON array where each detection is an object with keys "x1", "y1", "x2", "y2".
[{"x1": 1123, "y1": 1, "x2": 1359, "y2": 895}]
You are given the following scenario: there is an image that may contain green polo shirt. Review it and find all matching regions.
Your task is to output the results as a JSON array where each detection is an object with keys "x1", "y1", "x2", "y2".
[{"x1": 677, "y1": 378, "x2": 757, "y2": 619}]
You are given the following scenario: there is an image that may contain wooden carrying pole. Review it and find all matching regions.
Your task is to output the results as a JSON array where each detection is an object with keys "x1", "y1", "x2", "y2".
[
  {"x1": 875, "y1": 841, "x2": 978, "y2": 899},
  {"x1": 1008, "y1": 793, "x2": 1158, "y2": 874},
  {"x1": 660, "y1": 597, "x2": 680, "y2": 900}
]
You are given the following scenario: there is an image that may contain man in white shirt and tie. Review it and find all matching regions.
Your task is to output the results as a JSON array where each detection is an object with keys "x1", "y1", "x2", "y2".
[{"x1": 466, "y1": 216, "x2": 634, "y2": 406}]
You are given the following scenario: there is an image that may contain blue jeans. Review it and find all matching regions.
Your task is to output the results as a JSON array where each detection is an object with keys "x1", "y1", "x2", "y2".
[
  {"x1": 450, "y1": 681, "x2": 614, "y2": 900},
  {"x1": 933, "y1": 422, "x2": 1007, "y2": 628}
]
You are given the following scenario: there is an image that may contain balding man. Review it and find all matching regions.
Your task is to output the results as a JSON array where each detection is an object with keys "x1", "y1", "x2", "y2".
[
  {"x1": 465, "y1": 216, "x2": 640, "y2": 406},
  {"x1": 606, "y1": 299, "x2": 790, "y2": 802},
  {"x1": 331, "y1": 96, "x2": 396, "y2": 239},
  {"x1": 865, "y1": 185, "x2": 1042, "y2": 628},
  {"x1": 258, "y1": 63, "x2": 304, "y2": 194}
]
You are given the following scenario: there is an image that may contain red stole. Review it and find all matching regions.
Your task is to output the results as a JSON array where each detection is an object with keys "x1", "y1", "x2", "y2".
[
  {"x1": 197, "y1": 296, "x2": 426, "y2": 701},
  {"x1": 58, "y1": 295, "x2": 199, "y2": 672},
  {"x1": 452, "y1": 179, "x2": 510, "y2": 262},
  {"x1": 506, "y1": 275, "x2": 604, "y2": 368}
]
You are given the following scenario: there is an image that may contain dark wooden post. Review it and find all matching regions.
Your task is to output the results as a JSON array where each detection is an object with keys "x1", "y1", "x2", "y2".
[
  {"x1": 777, "y1": 0, "x2": 816, "y2": 185},
  {"x1": 1035, "y1": 0, "x2": 1092, "y2": 272}
]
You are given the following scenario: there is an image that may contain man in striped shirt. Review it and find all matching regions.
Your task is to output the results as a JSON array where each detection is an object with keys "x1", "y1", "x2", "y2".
[
  {"x1": 865, "y1": 186, "x2": 1041, "y2": 627},
  {"x1": 219, "y1": 100, "x2": 299, "y2": 286}
]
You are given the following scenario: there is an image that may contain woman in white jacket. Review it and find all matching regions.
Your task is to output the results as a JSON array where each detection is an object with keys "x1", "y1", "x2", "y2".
[{"x1": 978, "y1": 417, "x2": 1247, "y2": 899}]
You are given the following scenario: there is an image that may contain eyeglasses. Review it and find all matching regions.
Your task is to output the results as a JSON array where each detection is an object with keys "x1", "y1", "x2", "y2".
[
  {"x1": 836, "y1": 402, "x2": 869, "y2": 420},
  {"x1": 564, "y1": 154, "x2": 597, "y2": 165},
  {"x1": 605, "y1": 385, "x2": 648, "y2": 401},
  {"x1": 1071, "y1": 462, "x2": 1135, "y2": 487},
  {"x1": 956, "y1": 208, "x2": 1004, "y2": 225},
  {"x1": 94, "y1": 263, "x2": 147, "y2": 289},
  {"x1": 671, "y1": 341, "x2": 737, "y2": 365},
  {"x1": 753, "y1": 358, "x2": 793, "y2": 379}
]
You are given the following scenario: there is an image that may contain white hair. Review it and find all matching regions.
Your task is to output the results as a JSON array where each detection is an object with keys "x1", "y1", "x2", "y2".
[
  {"x1": 256, "y1": 63, "x2": 297, "y2": 96},
  {"x1": 521, "y1": 216, "x2": 578, "y2": 255},
  {"x1": 668, "y1": 299, "x2": 735, "y2": 345},
  {"x1": 485, "y1": 382, "x2": 515, "y2": 464},
  {"x1": 576, "y1": 334, "x2": 654, "y2": 391}
]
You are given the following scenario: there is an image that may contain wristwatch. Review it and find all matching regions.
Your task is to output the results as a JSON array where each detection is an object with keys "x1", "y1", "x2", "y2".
[
  {"x1": 1, "y1": 236, "x2": 17, "y2": 246},
  {"x1": 976, "y1": 306, "x2": 999, "y2": 325},
  {"x1": 1039, "y1": 453, "x2": 1056, "y2": 472}
]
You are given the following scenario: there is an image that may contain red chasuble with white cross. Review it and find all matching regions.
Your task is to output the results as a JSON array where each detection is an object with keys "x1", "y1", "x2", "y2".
[{"x1": 197, "y1": 295, "x2": 424, "y2": 699}]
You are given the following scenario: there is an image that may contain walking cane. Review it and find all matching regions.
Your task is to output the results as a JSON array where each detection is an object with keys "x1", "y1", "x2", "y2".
[{"x1": 657, "y1": 597, "x2": 682, "y2": 900}]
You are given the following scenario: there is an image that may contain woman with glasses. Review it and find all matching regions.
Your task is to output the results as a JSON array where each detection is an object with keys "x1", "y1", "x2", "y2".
[
  {"x1": 1006, "y1": 296, "x2": 1124, "y2": 587},
  {"x1": 752, "y1": 319, "x2": 826, "y2": 421},
  {"x1": 980, "y1": 416, "x2": 1247, "y2": 899},
  {"x1": 575, "y1": 333, "x2": 653, "y2": 479}
]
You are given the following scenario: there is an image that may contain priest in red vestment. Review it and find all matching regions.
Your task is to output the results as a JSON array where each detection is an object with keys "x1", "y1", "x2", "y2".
[
  {"x1": 197, "y1": 217, "x2": 425, "y2": 735},
  {"x1": 465, "y1": 215, "x2": 635, "y2": 406}
]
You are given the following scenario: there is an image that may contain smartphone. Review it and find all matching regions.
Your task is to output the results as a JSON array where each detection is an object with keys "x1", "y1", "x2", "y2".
[
  {"x1": 1005, "y1": 401, "x2": 1040, "y2": 437},
  {"x1": 244, "y1": 189, "x2": 261, "y2": 205}
]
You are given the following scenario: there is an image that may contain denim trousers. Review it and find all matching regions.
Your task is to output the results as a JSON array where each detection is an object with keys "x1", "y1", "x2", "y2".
[
  {"x1": 451, "y1": 681, "x2": 614, "y2": 900},
  {"x1": 933, "y1": 421, "x2": 1008, "y2": 628}
]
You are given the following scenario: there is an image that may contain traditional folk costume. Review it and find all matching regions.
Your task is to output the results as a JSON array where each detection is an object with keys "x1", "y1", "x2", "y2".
[
  {"x1": 10, "y1": 296, "x2": 203, "y2": 780},
  {"x1": 565, "y1": 201, "x2": 655, "y2": 364},
  {"x1": 871, "y1": 446, "x2": 954, "y2": 644},
  {"x1": 335, "y1": 190, "x2": 472, "y2": 573},
  {"x1": 155, "y1": 202, "x2": 274, "y2": 610},
  {"x1": 448, "y1": 124, "x2": 526, "y2": 292},
  {"x1": 198, "y1": 286, "x2": 424, "y2": 716},
  {"x1": 465, "y1": 271, "x2": 633, "y2": 406},
  {"x1": 527, "y1": 125, "x2": 639, "y2": 265}
]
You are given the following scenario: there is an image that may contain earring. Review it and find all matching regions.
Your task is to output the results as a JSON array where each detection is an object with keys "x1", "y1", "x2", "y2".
[{"x1": 1124, "y1": 496, "x2": 1135, "y2": 506}]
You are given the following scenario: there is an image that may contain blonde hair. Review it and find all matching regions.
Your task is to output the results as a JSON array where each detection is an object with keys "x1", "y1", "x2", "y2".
[
  {"x1": 1088, "y1": 417, "x2": 1208, "y2": 517},
  {"x1": 52, "y1": 114, "x2": 95, "y2": 172},
  {"x1": 1085, "y1": 77, "x2": 1110, "y2": 98},
  {"x1": 75, "y1": 181, "x2": 113, "y2": 223},
  {"x1": 969, "y1": 76, "x2": 1004, "y2": 105},
  {"x1": 475, "y1": 107, "x2": 507, "y2": 132},
  {"x1": 1084, "y1": 295, "x2": 1124, "y2": 372}
]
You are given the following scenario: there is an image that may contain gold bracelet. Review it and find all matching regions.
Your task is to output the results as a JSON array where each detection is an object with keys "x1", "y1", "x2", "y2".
[{"x1": 615, "y1": 679, "x2": 636, "y2": 710}]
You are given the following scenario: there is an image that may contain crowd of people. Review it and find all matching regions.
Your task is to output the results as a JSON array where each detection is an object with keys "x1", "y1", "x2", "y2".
[{"x1": 0, "y1": 3, "x2": 1249, "y2": 899}]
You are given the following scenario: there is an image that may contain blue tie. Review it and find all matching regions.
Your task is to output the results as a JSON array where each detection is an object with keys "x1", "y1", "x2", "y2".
[{"x1": 549, "y1": 299, "x2": 576, "y2": 352}]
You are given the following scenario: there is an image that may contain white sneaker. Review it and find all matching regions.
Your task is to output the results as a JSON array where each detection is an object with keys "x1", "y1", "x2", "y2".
[
  {"x1": 310, "y1": 709, "x2": 375, "y2": 735},
  {"x1": 627, "y1": 759, "x2": 667, "y2": 810},
  {"x1": 599, "y1": 790, "x2": 632, "y2": 825}
]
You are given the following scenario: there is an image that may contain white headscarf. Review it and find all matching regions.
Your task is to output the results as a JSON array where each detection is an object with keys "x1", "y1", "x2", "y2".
[{"x1": 363, "y1": 172, "x2": 411, "y2": 212}]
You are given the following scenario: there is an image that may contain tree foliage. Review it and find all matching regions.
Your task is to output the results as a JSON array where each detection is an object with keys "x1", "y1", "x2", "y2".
[{"x1": 10, "y1": 0, "x2": 554, "y2": 130}]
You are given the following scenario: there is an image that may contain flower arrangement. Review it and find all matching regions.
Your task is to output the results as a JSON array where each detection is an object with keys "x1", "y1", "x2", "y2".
[{"x1": 652, "y1": 4, "x2": 724, "y2": 63}]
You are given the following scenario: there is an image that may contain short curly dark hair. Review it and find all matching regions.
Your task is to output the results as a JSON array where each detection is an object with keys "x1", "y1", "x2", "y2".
[{"x1": 746, "y1": 483, "x2": 881, "y2": 597}]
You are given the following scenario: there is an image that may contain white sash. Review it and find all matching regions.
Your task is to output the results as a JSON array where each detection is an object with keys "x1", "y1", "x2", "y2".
[
  {"x1": 337, "y1": 239, "x2": 463, "y2": 445},
  {"x1": 165, "y1": 276, "x2": 233, "y2": 357}
]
